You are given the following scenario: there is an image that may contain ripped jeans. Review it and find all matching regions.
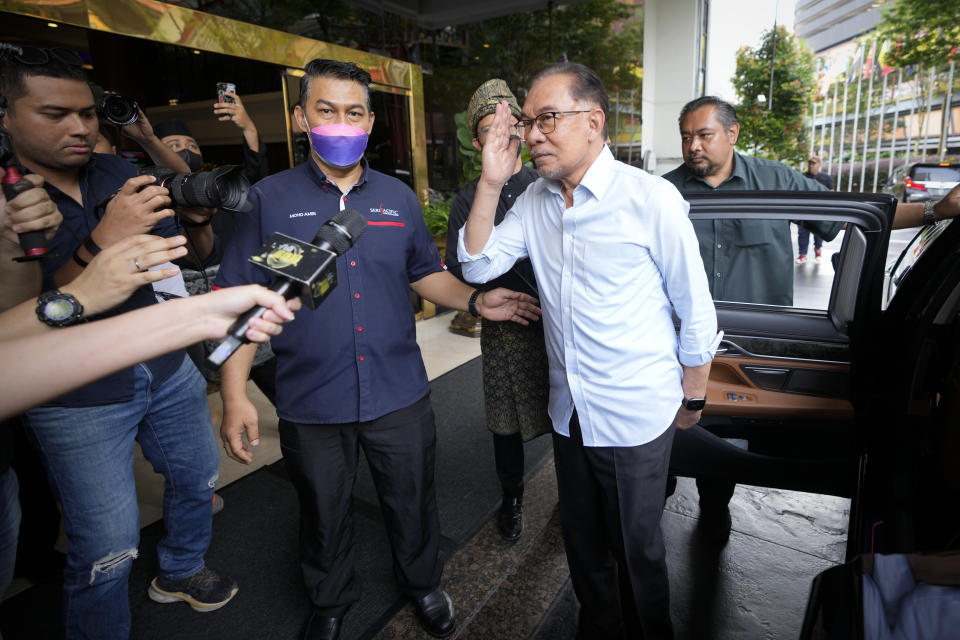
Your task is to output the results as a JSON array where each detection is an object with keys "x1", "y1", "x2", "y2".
[{"x1": 24, "y1": 356, "x2": 220, "y2": 640}]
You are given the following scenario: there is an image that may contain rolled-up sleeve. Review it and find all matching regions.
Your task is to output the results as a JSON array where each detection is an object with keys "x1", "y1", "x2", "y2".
[
  {"x1": 648, "y1": 183, "x2": 722, "y2": 366},
  {"x1": 457, "y1": 204, "x2": 529, "y2": 284}
]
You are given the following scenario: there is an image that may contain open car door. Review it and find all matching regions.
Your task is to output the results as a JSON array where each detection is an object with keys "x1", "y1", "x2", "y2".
[{"x1": 669, "y1": 191, "x2": 896, "y2": 499}]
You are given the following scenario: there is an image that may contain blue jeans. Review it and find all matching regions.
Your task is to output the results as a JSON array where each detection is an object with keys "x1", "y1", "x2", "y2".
[
  {"x1": 23, "y1": 356, "x2": 219, "y2": 640},
  {"x1": 797, "y1": 226, "x2": 823, "y2": 255}
]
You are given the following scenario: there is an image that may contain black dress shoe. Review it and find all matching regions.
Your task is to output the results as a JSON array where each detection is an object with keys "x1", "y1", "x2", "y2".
[
  {"x1": 415, "y1": 587, "x2": 456, "y2": 638},
  {"x1": 497, "y1": 495, "x2": 523, "y2": 541},
  {"x1": 302, "y1": 611, "x2": 342, "y2": 640}
]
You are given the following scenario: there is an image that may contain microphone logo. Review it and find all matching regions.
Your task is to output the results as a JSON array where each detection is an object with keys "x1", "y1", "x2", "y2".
[{"x1": 255, "y1": 242, "x2": 306, "y2": 270}]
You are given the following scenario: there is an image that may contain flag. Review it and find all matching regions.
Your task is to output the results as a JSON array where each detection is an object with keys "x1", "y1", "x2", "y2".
[
  {"x1": 847, "y1": 46, "x2": 863, "y2": 84},
  {"x1": 862, "y1": 41, "x2": 875, "y2": 79},
  {"x1": 879, "y1": 40, "x2": 895, "y2": 77}
]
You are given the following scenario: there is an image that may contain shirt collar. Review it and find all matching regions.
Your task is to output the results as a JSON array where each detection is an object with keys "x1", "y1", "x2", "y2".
[
  {"x1": 679, "y1": 151, "x2": 746, "y2": 189},
  {"x1": 541, "y1": 144, "x2": 614, "y2": 201},
  {"x1": 305, "y1": 156, "x2": 370, "y2": 192}
]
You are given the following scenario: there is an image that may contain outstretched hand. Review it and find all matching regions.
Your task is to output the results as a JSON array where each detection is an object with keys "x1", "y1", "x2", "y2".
[
  {"x1": 61, "y1": 234, "x2": 187, "y2": 316},
  {"x1": 480, "y1": 101, "x2": 522, "y2": 188},
  {"x1": 198, "y1": 284, "x2": 301, "y2": 343},
  {"x1": 476, "y1": 287, "x2": 541, "y2": 325}
]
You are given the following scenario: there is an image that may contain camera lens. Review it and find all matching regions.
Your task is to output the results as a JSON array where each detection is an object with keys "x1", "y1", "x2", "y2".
[
  {"x1": 140, "y1": 166, "x2": 252, "y2": 213},
  {"x1": 98, "y1": 95, "x2": 139, "y2": 126}
]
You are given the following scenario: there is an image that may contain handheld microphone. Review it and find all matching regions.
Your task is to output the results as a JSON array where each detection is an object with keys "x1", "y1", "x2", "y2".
[
  {"x1": 207, "y1": 208, "x2": 367, "y2": 367},
  {"x1": 0, "y1": 100, "x2": 50, "y2": 261}
]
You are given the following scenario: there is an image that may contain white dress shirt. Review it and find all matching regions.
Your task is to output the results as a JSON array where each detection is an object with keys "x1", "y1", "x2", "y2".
[{"x1": 459, "y1": 146, "x2": 721, "y2": 447}]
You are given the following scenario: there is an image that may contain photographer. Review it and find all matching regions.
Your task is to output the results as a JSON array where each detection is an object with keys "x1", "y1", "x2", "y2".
[
  {"x1": 154, "y1": 96, "x2": 274, "y2": 399},
  {"x1": 0, "y1": 44, "x2": 236, "y2": 639},
  {"x1": 91, "y1": 83, "x2": 191, "y2": 174}
]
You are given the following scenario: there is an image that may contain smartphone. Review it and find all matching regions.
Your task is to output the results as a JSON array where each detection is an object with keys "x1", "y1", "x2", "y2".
[{"x1": 217, "y1": 82, "x2": 236, "y2": 104}]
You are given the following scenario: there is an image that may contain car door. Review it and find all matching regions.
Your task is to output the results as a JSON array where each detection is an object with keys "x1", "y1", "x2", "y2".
[{"x1": 669, "y1": 191, "x2": 896, "y2": 500}]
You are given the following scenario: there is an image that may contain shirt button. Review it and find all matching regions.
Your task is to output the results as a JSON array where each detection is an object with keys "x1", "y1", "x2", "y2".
[
  {"x1": 359, "y1": 355, "x2": 365, "y2": 361},
  {"x1": 350, "y1": 261, "x2": 356, "y2": 266},
  {"x1": 715, "y1": 272, "x2": 721, "y2": 278},
  {"x1": 343, "y1": 197, "x2": 348, "y2": 202},
  {"x1": 354, "y1": 293, "x2": 360, "y2": 299},
  {"x1": 357, "y1": 326, "x2": 363, "y2": 332},
  {"x1": 322, "y1": 185, "x2": 327, "y2": 189},
  {"x1": 717, "y1": 243, "x2": 722, "y2": 248}
]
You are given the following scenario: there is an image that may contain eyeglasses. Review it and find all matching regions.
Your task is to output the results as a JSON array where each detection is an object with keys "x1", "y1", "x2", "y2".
[
  {"x1": 0, "y1": 43, "x2": 84, "y2": 67},
  {"x1": 516, "y1": 110, "x2": 592, "y2": 136}
]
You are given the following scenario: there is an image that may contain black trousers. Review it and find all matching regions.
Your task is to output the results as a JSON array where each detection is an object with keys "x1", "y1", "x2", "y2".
[
  {"x1": 553, "y1": 412, "x2": 675, "y2": 640},
  {"x1": 493, "y1": 432, "x2": 524, "y2": 498},
  {"x1": 278, "y1": 394, "x2": 443, "y2": 617}
]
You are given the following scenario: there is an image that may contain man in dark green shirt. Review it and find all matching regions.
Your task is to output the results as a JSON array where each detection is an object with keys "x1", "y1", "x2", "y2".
[
  {"x1": 661, "y1": 95, "x2": 960, "y2": 545},
  {"x1": 662, "y1": 96, "x2": 841, "y2": 306}
]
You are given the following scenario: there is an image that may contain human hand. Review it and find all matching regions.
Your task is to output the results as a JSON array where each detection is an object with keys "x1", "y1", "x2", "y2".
[
  {"x1": 60, "y1": 234, "x2": 187, "y2": 315},
  {"x1": 213, "y1": 93, "x2": 254, "y2": 133},
  {"x1": 480, "y1": 101, "x2": 522, "y2": 188},
  {"x1": 476, "y1": 288, "x2": 541, "y2": 324},
  {"x1": 196, "y1": 284, "x2": 301, "y2": 343},
  {"x1": 120, "y1": 108, "x2": 154, "y2": 143},
  {"x1": 176, "y1": 206, "x2": 217, "y2": 226},
  {"x1": 95, "y1": 175, "x2": 174, "y2": 247},
  {"x1": 221, "y1": 395, "x2": 260, "y2": 464},
  {"x1": 1, "y1": 174, "x2": 62, "y2": 243},
  {"x1": 675, "y1": 407, "x2": 702, "y2": 430},
  {"x1": 933, "y1": 182, "x2": 960, "y2": 221}
]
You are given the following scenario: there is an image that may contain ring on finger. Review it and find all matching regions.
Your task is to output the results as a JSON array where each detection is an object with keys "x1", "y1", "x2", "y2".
[{"x1": 134, "y1": 257, "x2": 146, "y2": 272}]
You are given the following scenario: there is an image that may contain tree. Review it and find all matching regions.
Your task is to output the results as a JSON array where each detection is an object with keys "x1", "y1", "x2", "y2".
[
  {"x1": 874, "y1": 0, "x2": 960, "y2": 157},
  {"x1": 733, "y1": 25, "x2": 816, "y2": 164},
  {"x1": 874, "y1": 0, "x2": 960, "y2": 69}
]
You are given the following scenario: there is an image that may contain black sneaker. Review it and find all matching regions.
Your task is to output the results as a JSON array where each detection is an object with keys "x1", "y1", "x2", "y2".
[{"x1": 148, "y1": 566, "x2": 238, "y2": 612}]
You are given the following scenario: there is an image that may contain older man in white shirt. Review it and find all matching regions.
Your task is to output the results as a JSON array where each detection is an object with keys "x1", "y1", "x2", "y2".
[{"x1": 459, "y1": 62, "x2": 721, "y2": 639}]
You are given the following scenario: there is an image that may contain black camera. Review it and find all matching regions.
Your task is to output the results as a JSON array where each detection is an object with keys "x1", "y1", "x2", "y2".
[
  {"x1": 97, "y1": 94, "x2": 140, "y2": 126},
  {"x1": 139, "y1": 165, "x2": 253, "y2": 212}
]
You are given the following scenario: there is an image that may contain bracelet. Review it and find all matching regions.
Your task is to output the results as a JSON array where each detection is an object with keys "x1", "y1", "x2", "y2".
[
  {"x1": 180, "y1": 217, "x2": 212, "y2": 228},
  {"x1": 72, "y1": 248, "x2": 89, "y2": 268},
  {"x1": 922, "y1": 200, "x2": 937, "y2": 226},
  {"x1": 468, "y1": 289, "x2": 481, "y2": 318},
  {"x1": 82, "y1": 235, "x2": 101, "y2": 256}
]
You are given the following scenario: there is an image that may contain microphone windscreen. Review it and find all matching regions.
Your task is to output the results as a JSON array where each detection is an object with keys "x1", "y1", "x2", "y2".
[{"x1": 316, "y1": 208, "x2": 367, "y2": 255}]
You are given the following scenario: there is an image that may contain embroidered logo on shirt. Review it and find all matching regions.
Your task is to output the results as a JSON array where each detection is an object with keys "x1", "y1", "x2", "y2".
[
  {"x1": 370, "y1": 204, "x2": 399, "y2": 217},
  {"x1": 289, "y1": 211, "x2": 317, "y2": 218}
]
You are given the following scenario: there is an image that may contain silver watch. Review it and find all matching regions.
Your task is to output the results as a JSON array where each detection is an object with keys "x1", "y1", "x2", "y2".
[{"x1": 923, "y1": 200, "x2": 937, "y2": 226}]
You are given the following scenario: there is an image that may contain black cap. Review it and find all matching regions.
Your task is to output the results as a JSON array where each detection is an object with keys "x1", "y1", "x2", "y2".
[{"x1": 154, "y1": 119, "x2": 193, "y2": 140}]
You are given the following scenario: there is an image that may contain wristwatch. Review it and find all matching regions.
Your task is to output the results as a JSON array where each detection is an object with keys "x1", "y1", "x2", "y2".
[
  {"x1": 922, "y1": 200, "x2": 937, "y2": 226},
  {"x1": 468, "y1": 289, "x2": 482, "y2": 318},
  {"x1": 35, "y1": 289, "x2": 85, "y2": 327},
  {"x1": 681, "y1": 396, "x2": 706, "y2": 411}
]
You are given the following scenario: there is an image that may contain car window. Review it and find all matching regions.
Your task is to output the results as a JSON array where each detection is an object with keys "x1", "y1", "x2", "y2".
[
  {"x1": 691, "y1": 216, "x2": 847, "y2": 311},
  {"x1": 911, "y1": 167, "x2": 960, "y2": 183},
  {"x1": 884, "y1": 219, "x2": 954, "y2": 309}
]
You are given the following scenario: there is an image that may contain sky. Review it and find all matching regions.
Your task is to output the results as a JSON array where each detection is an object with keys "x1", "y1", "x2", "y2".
[{"x1": 705, "y1": 0, "x2": 799, "y2": 102}]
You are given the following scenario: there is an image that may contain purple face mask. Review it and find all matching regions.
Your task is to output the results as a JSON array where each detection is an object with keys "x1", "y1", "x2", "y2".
[{"x1": 308, "y1": 123, "x2": 369, "y2": 168}]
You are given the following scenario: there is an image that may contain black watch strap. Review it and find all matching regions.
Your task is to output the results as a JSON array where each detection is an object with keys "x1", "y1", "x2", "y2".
[
  {"x1": 682, "y1": 397, "x2": 706, "y2": 411},
  {"x1": 468, "y1": 289, "x2": 481, "y2": 318},
  {"x1": 36, "y1": 289, "x2": 85, "y2": 327}
]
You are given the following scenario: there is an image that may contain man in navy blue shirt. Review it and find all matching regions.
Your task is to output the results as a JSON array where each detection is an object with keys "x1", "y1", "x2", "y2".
[
  {"x1": 1, "y1": 48, "x2": 237, "y2": 638},
  {"x1": 216, "y1": 59, "x2": 539, "y2": 640}
]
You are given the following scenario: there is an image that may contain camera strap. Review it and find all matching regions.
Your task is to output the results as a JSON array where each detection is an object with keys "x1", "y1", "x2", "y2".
[{"x1": 94, "y1": 189, "x2": 118, "y2": 219}]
